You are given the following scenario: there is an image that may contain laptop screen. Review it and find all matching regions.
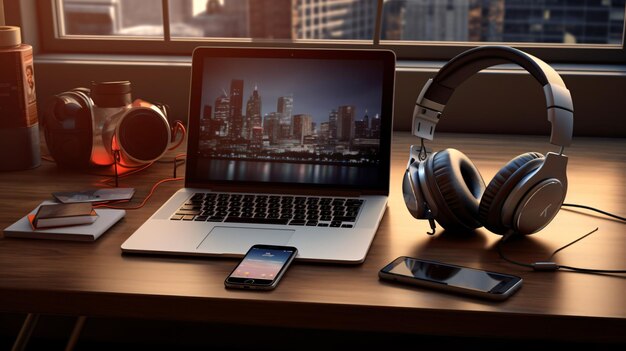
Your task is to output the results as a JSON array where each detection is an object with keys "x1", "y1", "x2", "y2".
[{"x1": 186, "y1": 48, "x2": 395, "y2": 195}]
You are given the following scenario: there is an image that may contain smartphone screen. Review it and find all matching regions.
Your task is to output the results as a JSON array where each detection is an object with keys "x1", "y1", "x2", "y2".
[
  {"x1": 225, "y1": 245, "x2": 298, "y2": 290},
  {"x1": 379, "y1": 257, "x2": 522, "y2": 300}
]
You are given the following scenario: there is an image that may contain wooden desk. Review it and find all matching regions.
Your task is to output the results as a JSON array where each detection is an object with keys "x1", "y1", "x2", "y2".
[{"x1": 0, "y1": 133, "x2": 624, "y2": 343}]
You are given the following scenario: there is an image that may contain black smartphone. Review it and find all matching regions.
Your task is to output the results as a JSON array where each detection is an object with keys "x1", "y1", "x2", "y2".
[
  {"x1": 224, "y1": 244, "x2": 298, "y2": 290},
  {"x1": 379, "y1": 257, "x2": 523, "y2": 300}
]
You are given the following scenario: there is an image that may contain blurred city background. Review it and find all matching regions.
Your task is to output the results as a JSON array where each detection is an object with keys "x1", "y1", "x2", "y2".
[{"x1": 61, "y1": 0, "x2": 625, "y2": 44}]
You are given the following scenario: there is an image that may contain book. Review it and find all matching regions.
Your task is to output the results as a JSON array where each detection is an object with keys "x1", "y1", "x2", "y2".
[
  {"x1": 32, "y1": 203, "x2": 98, "y2": 229},
  {"x1": 3, "y1": 201, "x2": 125, "y2": 241}
]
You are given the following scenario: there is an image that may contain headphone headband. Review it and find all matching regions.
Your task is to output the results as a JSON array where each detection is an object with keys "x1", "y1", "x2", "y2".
[{"x1": 412, "y1": 46, "x2": 573, "y2": 147}]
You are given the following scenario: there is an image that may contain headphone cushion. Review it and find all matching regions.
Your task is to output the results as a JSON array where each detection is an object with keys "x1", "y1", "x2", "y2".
[
  {"x1": 428, "y1": 149, "x2": 486, "y2": 230},
  {"x1": 43, "y1": 91, "x2": 93, "y2": 167},
  {"x1": 478, "y1": 152, "x2": 544, "y2": 234}
]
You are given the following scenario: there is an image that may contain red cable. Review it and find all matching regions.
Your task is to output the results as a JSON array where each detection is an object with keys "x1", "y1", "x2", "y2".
[
  {"x1": 96, "y1": 162, "x2": 155, "y2": 187},
  {"x1": 92, "y1": 198, "x2": 130, "y2": 206},
  {"x1": 94, "y1": 177, "x2": 183, "y2": 210}
]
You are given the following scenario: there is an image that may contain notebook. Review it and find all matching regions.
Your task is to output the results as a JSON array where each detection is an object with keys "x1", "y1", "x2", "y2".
[
  {"x1": 121, "y1": 47, "x2": 396, "y2": 263},
  {"x1": 4, "y1": 201, "x2": 125, "y2": 241}
]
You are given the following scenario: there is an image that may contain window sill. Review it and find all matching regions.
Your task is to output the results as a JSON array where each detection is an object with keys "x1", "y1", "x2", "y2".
[
  {"x1": 34, "y1": 53, "x2": 626, "y2": 76},
  {"x1": 34, "y1": 53, "x2": 192, "y2": 67}
]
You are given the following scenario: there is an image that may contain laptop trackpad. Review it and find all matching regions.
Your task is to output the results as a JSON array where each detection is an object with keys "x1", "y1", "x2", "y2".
[{"x1": 197, "y1": 226, "x2": 294, "y2": 254}]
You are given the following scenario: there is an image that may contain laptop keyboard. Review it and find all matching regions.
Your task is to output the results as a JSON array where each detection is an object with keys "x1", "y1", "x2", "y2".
[{"x1": 170, "y1": 193, "x2": 364, "y2": 228}]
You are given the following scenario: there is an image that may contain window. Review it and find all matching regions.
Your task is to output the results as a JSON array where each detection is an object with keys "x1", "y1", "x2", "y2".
[
  {"x1": 61, "y1": 0, "x2": 164, "y2": 37},
  {"x1": 38, "y1": 0, "x2": 626, "y2": 62}
]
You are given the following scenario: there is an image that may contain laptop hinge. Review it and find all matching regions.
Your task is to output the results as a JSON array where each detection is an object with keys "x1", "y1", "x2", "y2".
[{"x1": 205, "y1": 185, "x2": 364, "y2": 198}]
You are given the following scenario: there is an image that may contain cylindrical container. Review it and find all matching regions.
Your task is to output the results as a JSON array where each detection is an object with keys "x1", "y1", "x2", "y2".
[{"x1": 0, "y1": 26, "x2": 40, "y2": 170}]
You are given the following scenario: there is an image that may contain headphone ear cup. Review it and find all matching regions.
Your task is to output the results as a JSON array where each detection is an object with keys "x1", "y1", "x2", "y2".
[
  {"x1": 43, "y1": 91, "x2": 93, "y2": 168},
  {"x1": 403, "y1": 159, "x2": 427, "y2": 219},
  {"x1": 424, "y1": 148, "x2": 486, "y2": 231},
  {"x1": 478, "y1": 152, "x2": 545, "y2": 234}
]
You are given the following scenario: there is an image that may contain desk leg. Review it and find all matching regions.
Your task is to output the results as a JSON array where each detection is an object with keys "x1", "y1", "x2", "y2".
[
  {"x1": 64, "y1": 316, "x2": 87, "y2": 351},
  {"x1": 11, "y1": 313, "x2": 40, "y2": 351}
]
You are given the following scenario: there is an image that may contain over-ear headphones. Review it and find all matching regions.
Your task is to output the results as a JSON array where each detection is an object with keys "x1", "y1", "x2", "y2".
[
  {"x1": 403, "y1": 46, "x2": 573, "y2": 236},
  {"x1": 43, "y1": 81, "x2": 177, "y2": 168}
]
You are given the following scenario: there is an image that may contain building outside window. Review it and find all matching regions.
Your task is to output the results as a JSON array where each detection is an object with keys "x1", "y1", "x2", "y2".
[{"x1": 57, "y1": 0, "x2": 624, "y2": 43}]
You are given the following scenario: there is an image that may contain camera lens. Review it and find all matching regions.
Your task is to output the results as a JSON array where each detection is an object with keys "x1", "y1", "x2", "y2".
[
  {"x1": 118, "y1": 108, "x2": 169, "y2": 162},
  {"x1": 91, "y1": 81, "x2": 132, "y2": 107}
]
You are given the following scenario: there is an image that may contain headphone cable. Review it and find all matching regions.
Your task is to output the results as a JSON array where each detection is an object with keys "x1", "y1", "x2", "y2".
[
  {"x1": 497, "y1": 203, "x2": 626, "y2": 274},
  {"x1": 496, "y1": 239, "x2": 532, "y2": 269},
  {"x1": 561, "y1": 203, "x2": 625, "y2": 221},
  {"x1": 498, "y1": 227, "x2": 626, "y2": 274}
]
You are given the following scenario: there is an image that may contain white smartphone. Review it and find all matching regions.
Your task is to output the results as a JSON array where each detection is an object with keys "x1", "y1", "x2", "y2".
[
  {"x1": 379, "y1": 256, "x2": 523, "y2": 300},
  {"x1": 224, "y1": 244, "x2": 298, "y2": 290}
]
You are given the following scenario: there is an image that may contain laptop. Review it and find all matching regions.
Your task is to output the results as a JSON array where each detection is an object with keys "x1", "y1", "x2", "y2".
[{"x1": 121, "y1": 47, "x2": 396, "y2": 263}]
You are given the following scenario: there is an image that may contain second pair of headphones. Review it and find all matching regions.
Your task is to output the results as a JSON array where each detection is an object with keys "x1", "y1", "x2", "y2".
[
  {"x1": 43, "y1": 81, "x2": 180, "y2": 168},
  {"x1": 403, "y1": 46, "x2": 574, "y2": 236}
]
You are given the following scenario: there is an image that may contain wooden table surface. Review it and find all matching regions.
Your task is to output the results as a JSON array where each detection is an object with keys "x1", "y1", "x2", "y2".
[{"x1": 0, "y1": 132, "x2": 624, "y2": 343}]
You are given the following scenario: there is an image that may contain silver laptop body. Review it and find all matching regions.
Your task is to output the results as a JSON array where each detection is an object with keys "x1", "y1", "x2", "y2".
[{"x1": 121, "y1": 47, "x2": 396, "y2": 264}]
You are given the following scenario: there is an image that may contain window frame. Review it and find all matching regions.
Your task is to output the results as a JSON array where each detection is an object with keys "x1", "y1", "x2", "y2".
[{"x1": 33, "y1": 0, "x2": 626, "y2": 63}]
